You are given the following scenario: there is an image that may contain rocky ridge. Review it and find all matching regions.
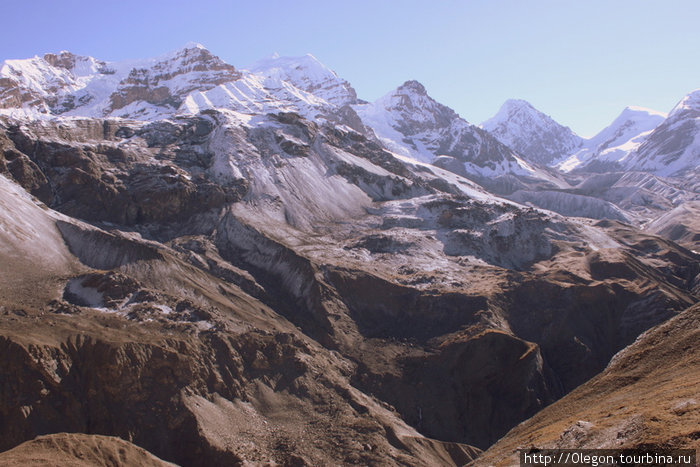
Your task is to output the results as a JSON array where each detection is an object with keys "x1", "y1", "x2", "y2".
[
  {"x1": 0, "y1": 433, "x2": 177, "y2": 466},
  {"x1": 557, "y1": 106, "x2": 667, "y2": 173},
  {"x1": 481, "y1": 98, "x2": 584, "y2": 165},
  {"x1": 623, "y1": 89, "x2": 700, "y2": 177},
  {"x1": 0, "y1": 44, "x2": 241, "y2": 120},
  {"x1": 471, "y1": 302, "x2": 700, "y2": 466},
  {"x1": 353, "y1": 81, "x2": 569, "y2": 194},
  {"x1": 0, "y1": 44, "x2": 698, "y2": 465}
]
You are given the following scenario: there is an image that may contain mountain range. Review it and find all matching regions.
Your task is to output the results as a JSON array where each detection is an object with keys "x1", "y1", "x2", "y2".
[
  {"x1": 0, "y1": 44, "x2": 697, "y2": 466},
  {"x1": 2, "y1": 43, "x2": 697, "y2": 181}
]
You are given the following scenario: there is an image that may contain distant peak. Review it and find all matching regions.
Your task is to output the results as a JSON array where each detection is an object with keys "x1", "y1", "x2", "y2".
[
  {"x1": 289, "y1": 53, "x2": 325, "y2": 68},
  {"x1": 481, "y1": 99, "x2": 544, "y2": 128},
  {"x1": 501, "y1": 98, "x2": 535, "y2": 112},
  {"x1": 620, "y1": 105, "x2": 666, "y2": 118},
  {"x1": 159, "y1": 42, "x2": 211, "y2": 60},
  {"x1": 669, "y1": 89, "x2": 700, "y2": 117},
  {"x1": 247, "y1": 53, "x2": 334, "y2": 76},
  {"x1": 181, "y1": 41, "x2": 207, "y2": 50},
  {"x1": 43, "y1": 51, "x2": 79, "y2": 69},
  {"x1": 397, "y1": 80, "x2": 427, "y2": 95},
  {"x1": 43, "y1": 50, "x2": 74, "y2": 60}
]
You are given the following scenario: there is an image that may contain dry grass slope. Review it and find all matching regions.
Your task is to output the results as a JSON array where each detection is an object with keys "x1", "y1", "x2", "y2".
[
  {"x1": 470, "y1": 302, "x2": 700, "y2": 466},
  {"x1": 0, "y1": 433, "x2": 176, "y2": 467}
]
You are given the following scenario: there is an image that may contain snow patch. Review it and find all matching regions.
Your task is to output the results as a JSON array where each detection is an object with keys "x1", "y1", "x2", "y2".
[{"x1": 64, "y1": 278, "x2": 104, "y2": 308}]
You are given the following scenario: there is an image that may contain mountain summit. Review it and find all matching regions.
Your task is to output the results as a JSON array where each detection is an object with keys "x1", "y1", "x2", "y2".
[
  {"x1": 622, "y1": 89, "x2": 700, "y2": 177},
  {"x1": 247, "y1": 53, "x2": 358, "y2": 107},
  {"x1": 0, "y1": 43, "x2": 241, "y2": 119},
  {"x1": 481, "y1": 99, "x2": 583, "y2": 165},
  {"x1": 0, "y1": 44, "x2": 698, "y2": 466},
  {"x1": 352, "y1": 81, "x2": 541, "y2": 183},
  {"x1": 557, "y1": 106, "x2": 666, "y2": 172}
]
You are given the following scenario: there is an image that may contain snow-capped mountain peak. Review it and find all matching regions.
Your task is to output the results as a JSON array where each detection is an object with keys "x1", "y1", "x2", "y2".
[
  {"x1": 102, "y1": 44, "x2": 242, "y2": 119},
  {"x1": 181, "y1": 41, "x2": 207, "y2": 50},
  {"x1": 371, "y1": 80, "x2": 460, "y2": 127},
  {"x1": 248, "y1": 53, "x2": 328, "y2": 76},
  {"x1": 622, "y1": 105, "x2": 667, "y2": 118},
  {"x1": 0, "y1": 52, "x2": 112, "y2": 115},
  {"x1": 668, "y1": 88, "x2": 700, "y2": 118},
  {"x1": 41, "y1": 51, "x2": 112, "y2": 77},
  {"x1": 481, "y1": 99, "x2": 583, "y2": 165},
  {"x1": 591, "y1": 106, "x2": 665, "y2": 146},
  {"x1": 246, "y1": 53, "x2": 357, "y2": 107},
  {"x1": 621, "y1": 89, "x2": 699, "y2": 176},
  {"x1": 482, "y1": 100, "x2": 583, "y2": 165},
  {"x1": 397, "y1": 80, "x2": 428, "y2": 95},
  {"x1": 556, "y1": 105, "x2": 666, "y2": 173},
  {"x1": 493, "y1": 98, "x2": 535, "y2": 116},
  {"x1": 351, "y1": 80, "x2": 560, "y2": 189}
]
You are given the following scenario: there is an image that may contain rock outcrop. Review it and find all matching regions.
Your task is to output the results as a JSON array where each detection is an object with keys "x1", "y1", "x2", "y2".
[
  {"x1": 1, "y1": 106, "x2": 697, "y2": 461},
  {"x1": 0, "y1": 45, "x2": 697, "y2": 466},
  {"x1": 481, "y1": 99, "x2": 583, "y2": 165},
  {"x1": 470, "y1": 302, "x2": 700, "y2": 466}
]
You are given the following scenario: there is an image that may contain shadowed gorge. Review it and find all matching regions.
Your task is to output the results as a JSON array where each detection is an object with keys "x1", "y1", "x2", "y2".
[{"x1": 0, "y1": 43, "x2": 697, "y2": 465}]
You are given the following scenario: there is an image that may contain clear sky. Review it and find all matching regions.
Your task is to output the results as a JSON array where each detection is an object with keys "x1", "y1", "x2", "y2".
[{"x1": 2, "y1": 0, "x2": 698, "y2": 137}]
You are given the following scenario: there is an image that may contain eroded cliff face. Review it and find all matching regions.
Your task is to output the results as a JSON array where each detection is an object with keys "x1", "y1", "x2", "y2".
[
  {"x1": 0, "y1": 198, "x2": 480, "y2": 466},
  {"x1": 1, "y1": 116, "x2": 248, "y2": 225},
  {"x1": 2, "y1": 310, "x2": 456, "y2": 466},
  {"x1": 106, "y1": 46, "x2": 241, "y2": 115},
  {"x1": 471, "y1": 302, "x2": 700, "y2": 467},
  {"x1": 0, "y1": 109, "x2": 697, "y2": 463}
]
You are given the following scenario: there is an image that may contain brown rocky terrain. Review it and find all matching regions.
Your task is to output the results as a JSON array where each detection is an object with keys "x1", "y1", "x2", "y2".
[
  {"x1": 0, "y1": 173, "x2": 481, "y2": 465},
  {"x1": 1, "y1": 43, "x2": 697, "y2": 466},
  {"x1": 0, "y1": 433, "x2": 176, "y2": 466},
  {"x1": 470, "y1": 302, "x2": 700, "y2": 466},
  {"x1": 0, "y1": 103, "x2": 697, "y2": 464},
  {"x1": 107, "y1": 46, "x2": 241, "y2": 115}
]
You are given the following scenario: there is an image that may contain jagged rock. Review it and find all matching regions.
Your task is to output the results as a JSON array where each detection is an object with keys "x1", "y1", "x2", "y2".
[
  {"x1": 1, "y1": 116, "x2": 248, "y2": 225},
  {"x1": 471, "y1": 303, "x2": 700, "y2": 465},
  {"x1": 481, "y1": 99, "x2": 584, "y2": 165},
  {"x1": 0, "y1": 46, "x2": 698, "y2": 466}
]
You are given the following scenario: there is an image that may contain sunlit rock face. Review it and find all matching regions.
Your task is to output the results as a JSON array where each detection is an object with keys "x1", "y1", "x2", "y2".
[{"x1": 0, "y1": 45, "x2": 697, "y2": 465}]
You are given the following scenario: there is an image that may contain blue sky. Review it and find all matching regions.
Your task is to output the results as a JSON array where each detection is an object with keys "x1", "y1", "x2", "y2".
[{"x1": 2, "y1": 0, "x2": 698, "y2": 137}]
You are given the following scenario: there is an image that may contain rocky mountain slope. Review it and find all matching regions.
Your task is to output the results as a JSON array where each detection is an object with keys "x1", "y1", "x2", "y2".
[
  {"x1": 0, "y1": 136, "x2": 483, "y2": 466},
  {"x1": 1, "y1": 108, "x2": 697, "y2": 464},
  {"x1": 481, "y1": 99, "x2": 584, "y2": 165},
  {"x1": 557, "y1": 106, "x2": 667, "y2": 173},
  {"x1": 471, "y1": 302, "x2": 700, "y2": 466},
  {"x1": 0, "y1": 44, "x2": 698, "y2": 465},
  {"x1": 353, "y1": 81, "x2": 568, "y2": 194},
  {"x1": 0, "y1": 433, "x2": 177, "y2": 467},
  {"x1": 623, "y1": 89, "x2": 700, "y2": 177}
]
